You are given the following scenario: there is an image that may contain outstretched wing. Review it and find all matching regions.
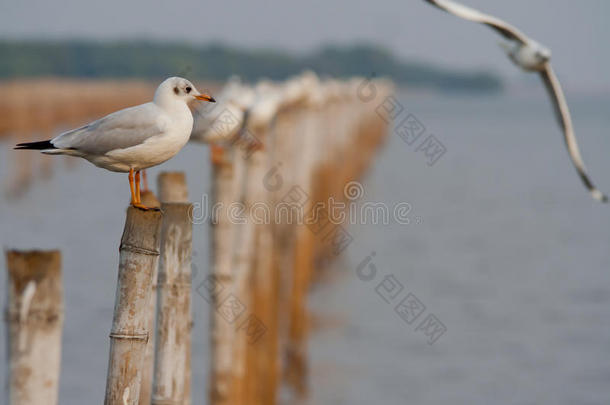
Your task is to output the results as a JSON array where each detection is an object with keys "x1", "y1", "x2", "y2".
[
  {"x1": 540, "y1": 63, "x2": 607, "y2": 202},
  {"x1": 52, "y1": 103, "x2": 167, "y2": 155},
  {"x1": 424, "y1": 0, "x2": 531, "y2": 44}
]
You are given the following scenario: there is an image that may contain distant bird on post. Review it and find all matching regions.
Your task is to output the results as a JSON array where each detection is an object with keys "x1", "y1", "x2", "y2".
[
  {"x1": 191, "y1": 77, "x2": 256, "y2": 163},
  {"x1": 15, "y1": 77, "x2": 215, "y2": 209},
  {"x1": 424, "y1": 0, "x2": 608, "y2": 202}
]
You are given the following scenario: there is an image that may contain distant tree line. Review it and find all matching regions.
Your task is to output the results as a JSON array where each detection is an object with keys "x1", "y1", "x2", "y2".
[{"x1": 0, "y1": 40, "x2": 502, "y2": 92}]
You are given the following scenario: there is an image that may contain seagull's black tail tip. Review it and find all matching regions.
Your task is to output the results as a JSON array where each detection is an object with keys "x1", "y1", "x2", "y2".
[{"x1": 14, "y1": 140, "x2": 55, "y2": 150}]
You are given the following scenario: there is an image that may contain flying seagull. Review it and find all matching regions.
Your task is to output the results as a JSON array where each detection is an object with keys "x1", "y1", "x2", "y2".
[
  {"x1": 424, "y1": 0, "x2": 607, "y2": 202},
  {"x1": 15, "y1": 77, "x2": 216, "y2": 209}
]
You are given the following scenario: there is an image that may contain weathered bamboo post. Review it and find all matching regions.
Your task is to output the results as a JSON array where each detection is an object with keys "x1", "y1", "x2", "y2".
[
  {"x1": 158, "y1": 172, "x2": 189, "y2": 204},
  {"x1": 5, "y1": 250, "x2": 63, "y2": 405},
  {"x1": 152, "y1": 172, "x2": 193, "y2": 405},
  {"x1": 208, "y1": 92, "x2": 253, "y2": 405},
  {"x1": 104, "y1": 208, "x2": 163, "y2": 405},
  {"x1": 242, "y1": 84, "x2": 310, "y2": 405},
  {"x1": 139, "y1": 174, "x2": 182, "y2": 405},
  {"x1": 268, "y1": 75, "x2": 320, "y2": 394},
  {"x1": 209, "y1": 148, "x2": 242, "y2": 405},
  {"x1": 140, "y1": 190, "x2": 161, "y2": 210},
  {"x1": 284, "y1": 82, "x2": 327, "y2": 397},
  {"x1": 139, "y1": 192, "x2": 161, "y2": 405},
  {"x1": 227, "y1": 145, "x2": 259, "y2": 405},
  {"x1": 234, "y1": 86, "x2": 283, "y2": 405}
]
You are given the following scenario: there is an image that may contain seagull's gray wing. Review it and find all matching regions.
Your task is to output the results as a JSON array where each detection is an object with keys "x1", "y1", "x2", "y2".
[
  {"x1": 424, "y1": 0, "x2": 531, "y2": 44},
  {"x1": 52, "y1": 103, "x2": 167, "y2": 155},
  {"x1": 540, "y1": 63, "x2": 607, "y2": 202}
]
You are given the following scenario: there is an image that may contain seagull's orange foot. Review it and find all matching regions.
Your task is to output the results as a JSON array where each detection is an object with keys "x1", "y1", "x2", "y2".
[
  {"x1": 131, "y1": 202, "x2": 151, "y2": 211},
  {"x1": 211, "y1": 144, "x2": 225, "y2": 165}
]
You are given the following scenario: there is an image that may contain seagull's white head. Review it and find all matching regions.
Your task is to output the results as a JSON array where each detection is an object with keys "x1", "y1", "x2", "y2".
[{"x1": 154, "y1": 77, "x2": 215, "y2": 108}]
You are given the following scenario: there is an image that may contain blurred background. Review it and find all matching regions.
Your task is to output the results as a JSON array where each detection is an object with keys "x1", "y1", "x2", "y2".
[{"x1": 1, "y1": 1, "x2": 610, "y2": 404}]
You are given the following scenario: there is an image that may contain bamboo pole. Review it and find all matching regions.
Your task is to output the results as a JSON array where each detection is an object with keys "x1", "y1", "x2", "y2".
[
  {"x1": 246, "y1": 120, "x2": 283, "y2": 405},
  {"x1": 5, "y1": 250, "x2": 63, "y2": 405},
  {"x1": 139, "y1": 173, "x2": 184, "y2": 405},
  {"x1": 140, "y1": 190, "x2": 161, "y2": 210},
  {"x1": 104, "y1": 207, "x2": 163, "y2": 405},
  {"x1": 139, "y1": 192, "x2": 161, "y2": 405},
  {"x1": 245, "y1": 225, "x2": 278, "y2": 405},
  {"x1": 284, "y1": 89, "x2": 327, "y2": 396},
  {"x1": 158, "y1": 172, "x2": 189, "y2": 204},
  {"x1": 152, "y1": 172, "x2": 193, "y2": 405},
  {"x1": 234, "y1": 118, "x2": 277, "y2": 405},
  {"x1": 271, "y1": 103, "x2": 311, "y2": 392},
  {"x1": 209, "y1": 145, "x2": 246, "y2": 405},
  {"x1": 152, "y1": 203, "x2": 193, "y2": 404},
  {"x1": 224, "y1": 143, "x2": 256, "y2": 405},
  {"x1": 248, "y1": 93, "x2": 313, "y2": 405}
]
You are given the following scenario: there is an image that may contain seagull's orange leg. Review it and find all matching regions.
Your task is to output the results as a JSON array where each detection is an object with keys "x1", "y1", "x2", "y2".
[
  {"x1": 132, "y1": 170, "x2": 150, "y2": 210},
  {"x1": 135, "y1": 170, "x2": 142, "y2": 203},
  {"x1": 210, "y1": 144, "x2": 225, "y2": 165},
  {"x1": 128, "y1": 169, "x2": 137, "y2": 205}
]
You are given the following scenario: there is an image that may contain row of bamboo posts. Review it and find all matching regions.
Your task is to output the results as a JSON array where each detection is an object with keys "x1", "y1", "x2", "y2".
[{"x1": 3, "y1": 71, "x2": 392, "y2": 404}]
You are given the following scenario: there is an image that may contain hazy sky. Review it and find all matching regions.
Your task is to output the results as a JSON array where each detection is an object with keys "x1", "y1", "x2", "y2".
[{"x1": 1, "y1": 0, "x2": 609, "y2": 90}]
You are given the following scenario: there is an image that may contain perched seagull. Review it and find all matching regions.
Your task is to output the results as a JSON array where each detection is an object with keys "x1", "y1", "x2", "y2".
[
  {"x1": 191, "y1": 78, "x2": 255, "y2": 163},
  {"x1": 15, "y1": 77, "x2": 215, "y2": 209},
  {"x1": 190, "y1": 76, "x2": 251, "y2": 144},
  {"x1": 424, "y1": 0, "x2": 608, "y2": 202},
  {"x1": 249, "y1": 81, "x2": 284, "y2": 129}
]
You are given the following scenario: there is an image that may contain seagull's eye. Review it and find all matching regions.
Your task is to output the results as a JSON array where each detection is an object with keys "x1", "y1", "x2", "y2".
[
  {"x1": 185, "y1": 86, "x2": 192, "y2": 94},
  {"x1": 173, "y1": 87, "x2": 180, "y2": 95}
]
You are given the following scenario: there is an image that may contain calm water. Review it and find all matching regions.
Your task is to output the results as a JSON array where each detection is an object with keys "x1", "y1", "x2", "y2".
[{"x1": 1, "y1": 90, "x2": 609, "y2": 404}]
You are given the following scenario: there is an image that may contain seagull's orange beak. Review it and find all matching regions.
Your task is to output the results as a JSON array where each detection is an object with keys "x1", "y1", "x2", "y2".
[{"x1": 194, "y1": 93, "x2": 216, "y2": 102}]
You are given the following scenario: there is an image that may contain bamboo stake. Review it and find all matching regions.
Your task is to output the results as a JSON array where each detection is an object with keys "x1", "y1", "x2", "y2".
[
  {"x1": 152, "y1": 171, "x2": 193, "y2": 405},
  {"x1": 139, "y1": 173, "x2": 183, "y2": 405},
  {"x1": 272, "y1": 106, "x2": 310, "y2": 389},
  {"x1": 104, "y1": 208, "x2": 163, "y2": 405},
  {"x1": 209, "y1": 146, "x2": 246, "y2": 405},
  {"x1": 224, "y1": 146, "x2": 254, "y2": 405},
  {"x1": 158, "y1": 172, "x2": 189, "y2": 204},
  {"x1": 234, "y1": 121, "x2": 277, "y2": 405},
  {"x1": 139, "y1": 192, "x2": 160, "y2": 405},
  {"x1": 267, "y1": 105, "x2": 303, "y2": 398},
  {"x1": 140, "y1": 190, "x2": 161, "y2": 210},
  {"x1": 250, "y1": 145, "x2": 281, "y2": 405},
  {"x1": 5, "y1": 250, "x2": 63, "y2": 405},
  {"x1": 161, "y1": 172, "x2": 193, "y2": 405},
  {"x1": 152, "y1": 203, "x2": 193, "y2": 404},
  {"x1": 284, "y1": 94, "x2": 327, "y2": 396}
]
